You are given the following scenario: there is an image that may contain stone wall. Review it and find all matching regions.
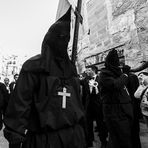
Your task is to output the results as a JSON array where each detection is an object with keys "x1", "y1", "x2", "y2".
[
  {"x1": 110, "y1": 0, "x2": 148, "y2": 68},
  {"x1": 77, "y1": 0, "x2": 148, "y2": 73}
]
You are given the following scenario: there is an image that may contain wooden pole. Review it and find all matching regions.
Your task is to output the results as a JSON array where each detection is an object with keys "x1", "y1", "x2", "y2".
[{"x1": 71, "y1": 0, "x2": 82, "y2": 64}]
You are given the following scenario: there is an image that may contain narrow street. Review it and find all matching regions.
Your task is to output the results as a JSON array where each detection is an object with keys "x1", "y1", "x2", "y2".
[{"x1": 0, "y1": 122, "x2": 148, "y2": 148}]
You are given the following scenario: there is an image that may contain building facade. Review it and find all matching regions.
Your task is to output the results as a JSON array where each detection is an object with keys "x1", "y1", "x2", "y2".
[{"x1": 77, "y1": 0, "x2": 148, "y2": 73}]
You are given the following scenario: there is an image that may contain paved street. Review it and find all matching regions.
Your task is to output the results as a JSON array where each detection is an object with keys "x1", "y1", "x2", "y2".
[
  {"x1": 0, "y1": 128, "x2": 8, "y2": 148},
  {"x1": 92, "y1": 122, "x2": 148, "y2": 148},
  {"x1": 0, "y1": 122, "x2": 148, "y2": 148}
]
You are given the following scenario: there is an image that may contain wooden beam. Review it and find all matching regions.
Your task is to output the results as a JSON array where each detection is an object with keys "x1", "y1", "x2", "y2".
[{"x1": 71, "y1": 0, "x2": 82, "y2": 64}]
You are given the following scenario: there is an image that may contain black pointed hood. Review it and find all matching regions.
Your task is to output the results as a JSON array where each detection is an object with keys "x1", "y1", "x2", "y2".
[
  {"x1": 105, "y1": 49, "x2": 122, "y2": 76},
  {"x1": 41, "y1": 6, "x2": 71, "y2": 59},
  {"x1": 23, "y1": 6, "x2": 77, "y2": 78}
]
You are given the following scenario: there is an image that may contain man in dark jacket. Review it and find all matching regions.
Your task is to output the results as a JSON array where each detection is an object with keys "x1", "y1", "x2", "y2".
[
  {"x1": 3, "y1": 7, "x2": 86, "y2": 148},
  {"x1": 84, "y1": 66, "x2": 108, "y2": 148},
  {"x1": 122, "y1": 65, "x2": 142, "y2": 148},
  {"x1": 98, "y1": 49, "x2": 133, "y2": 148},
  {"x1": 80, "y1": 68, "x2": 91, "y2": 109},
  {"x1": 0, "y1": 82, "x2": 9, "y2": 130},
  {"x1": 9, "y1": 73, "x2": 19, "y2": 94}
]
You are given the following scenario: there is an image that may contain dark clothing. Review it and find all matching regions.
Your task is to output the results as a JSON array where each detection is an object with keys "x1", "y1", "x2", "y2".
[
  {"x1": 22, "y1": 125, "x2": 85, "y2": 148},
  {"x1": 4, "y1": 7, "x2": 86, "y2": 148},
  {"x1": 126, "y1": 73, "x2": 142, "y2": 148},
  {"x1": 99, "y1": 68, "x2": 133, "y2": 148},
  {"x1": 4, "y1": 60, "x2": 86, "y2": 148},
  {"x1": 9, "y1": 82, "x2": 16, "y2": 94},
  {"x1": 0, "y1": 83, "x2": 9, "y2": 112},
  {"x1": 80, "y1": 76, "x2": 90, "y2": 108},
  {"x1": 84, "y1": 76, "x2": 108, "y2": 147},
  {"x1": 0, "y1": 82, "x2": 9, "y2": 130}
]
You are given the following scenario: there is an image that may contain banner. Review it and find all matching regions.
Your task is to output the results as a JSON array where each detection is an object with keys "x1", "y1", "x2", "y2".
[{"x1": 56, "y1": 0, "x2": 71, "y2": 20}]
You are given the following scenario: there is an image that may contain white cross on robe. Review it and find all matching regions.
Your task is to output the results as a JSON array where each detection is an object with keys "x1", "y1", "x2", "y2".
[{"x1": 58, "y1": 87, "x2": 71, "y2": 108}]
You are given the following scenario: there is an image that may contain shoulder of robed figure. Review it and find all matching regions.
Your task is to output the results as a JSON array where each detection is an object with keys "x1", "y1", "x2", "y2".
[
  {"x1": 0, "y1": 82, "x2": 5, "y2": 89},
  {"x1": 22, "y1": 54, "x2": 42, "y2": 72}
]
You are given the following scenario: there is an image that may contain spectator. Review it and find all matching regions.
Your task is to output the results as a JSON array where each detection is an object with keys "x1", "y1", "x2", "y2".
[
  {"x1": 4, "y1": 78, "x2": 10, "y2": 94},
  {"x1": 9, "y1": 74, "x2": 19, "y2": 94},
  {"x1": 122, "y1": 65, "x2": 142, "y2": 148},
  {"x1": 83, "y1": 66, "x2": 108, "y2": 148},
  {"x1": 134, "y1": 72, "x2": 148, "y2": 128}
]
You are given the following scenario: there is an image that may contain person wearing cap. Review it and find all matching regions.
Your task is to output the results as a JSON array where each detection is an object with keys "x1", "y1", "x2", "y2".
[
  {"x1": 134, "y1": 72, "x2": 148, "y2": 128},
  {"x1": 3, "y1": 7, "x2": 86, "y2": 148},
  {"x1": 98, "y1": 49, "x2": 133, "y2": 148}
]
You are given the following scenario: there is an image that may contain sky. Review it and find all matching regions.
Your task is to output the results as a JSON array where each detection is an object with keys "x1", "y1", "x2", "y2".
[{"x1": 0, "y1": 0, "x2": 59, "y2": 57}]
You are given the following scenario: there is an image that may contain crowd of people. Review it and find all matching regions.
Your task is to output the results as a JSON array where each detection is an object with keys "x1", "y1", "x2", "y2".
[
  {"x1": 79, "y1": 49, "x2": 147, "y2": 148},
  {"x1": 0, "y1": 6, "x2": 148, "y2": 148},
  {"x1": 0, "y1": 74, "x2": 19, "y2": 132}
]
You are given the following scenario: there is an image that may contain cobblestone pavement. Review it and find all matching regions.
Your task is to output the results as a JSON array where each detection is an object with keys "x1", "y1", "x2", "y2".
[{"x1": 0, "y1": 122, "x2": 148, "y2": 148}]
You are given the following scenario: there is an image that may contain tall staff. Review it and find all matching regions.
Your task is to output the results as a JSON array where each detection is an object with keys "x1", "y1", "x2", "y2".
[{"x1": 71, "y1": 0, "x2": 83, "y2": 64}]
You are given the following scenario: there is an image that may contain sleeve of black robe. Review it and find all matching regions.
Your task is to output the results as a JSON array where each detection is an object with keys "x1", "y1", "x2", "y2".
[
  {"x1": 3, "y1": 70, "x2": 35, "y2": 144},
  {"x1": 99, "y1": 73, "x2": 128, "y2": 91}
]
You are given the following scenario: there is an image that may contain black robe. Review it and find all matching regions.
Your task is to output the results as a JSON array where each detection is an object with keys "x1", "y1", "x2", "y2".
[
  {"x1": 99, "y1": 68, "x2": 133, "y2": 148},
  {"x1": 126, "y1": 72, "x2": 142, "y2": 148},
  {"x1": 4, "y1": 55, "x2": 86, "y2": 148},
  {"x1": 3, "y1": 7, "x2": 86, "y2": 148}
]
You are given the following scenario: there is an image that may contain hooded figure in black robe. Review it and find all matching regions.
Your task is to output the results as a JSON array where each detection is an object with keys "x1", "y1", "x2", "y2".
[
  {"x1": 98, "y1": 49, "x2": 134, "y2": 148},
  {"x1": 3, "y1": 7, "x2": 86, "y2": 148}
]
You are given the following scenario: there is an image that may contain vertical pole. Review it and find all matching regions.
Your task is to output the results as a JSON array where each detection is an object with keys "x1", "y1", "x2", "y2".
[{"x1": 71, "y1": 0, "x2": 82, "y2": 64}]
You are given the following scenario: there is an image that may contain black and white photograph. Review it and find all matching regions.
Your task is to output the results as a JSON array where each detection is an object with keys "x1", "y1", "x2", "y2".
[{"x1": 0, "y1": 0, "x2": 148, "y2": 148}]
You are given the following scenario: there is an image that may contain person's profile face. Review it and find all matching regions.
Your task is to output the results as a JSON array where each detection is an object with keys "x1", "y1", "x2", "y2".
[
  {"x1": 4, "y1": 78, "x2": 9, "y2": 85},
  {"x1": 86, "y1": 68, "x2": 92, "y2": 76},
  {"x1": 138, "y1": 73, "x2": 144, "y2": 84},
  {"x1": 138, "y1": 73, "x2": 148, "y2": 85},
  {"x1": 143, "y1": 75, "x2": 148, "y2": 86},
  {"x1": 14, "y1": 75, "x2": 19, "y2": 81},
  {"x1": 89, "y1": 69, "x2": 95, "y2": 77}
]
